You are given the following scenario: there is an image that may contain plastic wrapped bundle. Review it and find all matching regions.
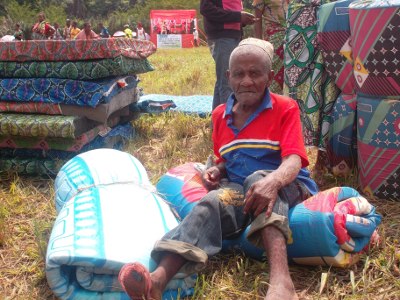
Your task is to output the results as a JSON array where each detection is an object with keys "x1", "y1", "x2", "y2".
[
  {"x1": 156, "y1": 163, "x2": 382, "y2": 267},
  {"x1": 47, "y1": 149, "x2": 197, "y2": 300}
]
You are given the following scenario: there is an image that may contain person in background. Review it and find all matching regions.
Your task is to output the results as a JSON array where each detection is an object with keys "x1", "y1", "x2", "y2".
[
  {"x1": 200, "y1": 0, "x2": 257, "y2": 110},
  {"x1": 136, "y1": 22, "x2": 146, "y2": 40},
  {"x1": 63, "y1": 19, "x2": 71, "y2": 39},
  {"x1": 193, "y1": 29, "x2": 199, "y2": 47},
  {"x1": 98, "y1": 22, "x2": 110, "y2": 38},
  {"x1": 14, "y1": 23, "x2": 24, "y2": 41},
  {"x1": 70, "y1": 21, "x2": 81, "y2": 39},
  {"x1": 52, "y1": 22, "x2": 63, "y2": 40},
  {"x1": 31, "y1": 12, "x2": 55, "y2": 40},
  {"x1": 75, "y1": 22, "x2": 99, "y2": 40},
  {"x1": 123, "y1": 24, "x2": 133, "y2": 38},
  {"x1": 118, "y1": 38, "x2": 317, "y2": 300}
]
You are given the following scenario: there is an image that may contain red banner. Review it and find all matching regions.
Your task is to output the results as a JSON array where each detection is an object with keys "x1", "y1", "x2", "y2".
[{"x1": 150, "y1": 10, "x2": 197, "y2": 48}]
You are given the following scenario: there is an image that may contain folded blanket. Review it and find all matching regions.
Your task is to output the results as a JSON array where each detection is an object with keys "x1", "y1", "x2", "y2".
[
  {"x1": 0, "y1": 38, "x2": 156, "y2": 62},
  {"x1": 0, "y1": 76, "x2": 138, "y2": 107},
  {"x1": 0, "y1": 113, "x2": 99, "y2": 139},
  {"x1": 137, "y1": 94, "x2": 212, "y2": 117},
  {"x1": 47, "y1": 149, "x2": 197, "y2": 299},
  {"x1": 317, "y1": 0, "x2": 356, "y2": 94},
  {"x1": 0, "y1": 87, "x2": 138, "y2": 123},
  {"x1": 326, "y1": 93, "x2": 357, "y2": 176},
  {"x1": 0, "y1": 124, "x2": 135, "y2": 176},
  {"x1": 349, "y1": 0, "x2": 400, "y2": 97},
  {"x1": 156, "y1": 163, "x2": 382, "y2": 268},
  {"x1": 357, "y1": 95, "x2": 400, "y2": 200},
  {"x1": 284, "y1": 0, "x2": 340, "y2": 148},
  {"x1": 0, "y1": 122, "x2": 134, "y2": 160},
  {"x1": 0, "y1": 56, "x2": 154, "y2": 80},
  {"x1": 0, "y1": 116, "x2": 120, "y2": 151}
]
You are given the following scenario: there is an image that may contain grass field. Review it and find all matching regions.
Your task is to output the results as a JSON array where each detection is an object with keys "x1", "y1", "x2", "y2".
[{"x1": 0, "y1": 46, "x2": 399, "y2": 299}]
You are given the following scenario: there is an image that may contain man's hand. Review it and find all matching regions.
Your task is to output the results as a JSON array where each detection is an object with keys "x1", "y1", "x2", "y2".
[
  {"x1": 202, "y1": 166, "x2": 222, "y2": 190},
  {"x1": 241, "y1": 11, "x2": 257, "y2": 26},
  {"x1": 243, "y1": 174, "x2": 281, "y2": 217}
]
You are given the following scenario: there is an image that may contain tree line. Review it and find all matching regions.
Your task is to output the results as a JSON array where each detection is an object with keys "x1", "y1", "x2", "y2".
[{"x1": 0, "y1": 0, "x2": 254, "y2": 40}]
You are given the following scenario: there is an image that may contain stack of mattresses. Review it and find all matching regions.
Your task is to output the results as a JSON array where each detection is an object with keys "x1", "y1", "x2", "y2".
[
  {"x1": 349, "y1": 0, "x2": 400, "y2": 200},
  {"x1": 283, "y1": 0, "x2": 341, "y2": 149},
  {"x1": 317, "y1": 0, "x2": 358, "y2": 175},
  {"x1": 0, "y1": 38, "x2": 156, "y2": 176}
]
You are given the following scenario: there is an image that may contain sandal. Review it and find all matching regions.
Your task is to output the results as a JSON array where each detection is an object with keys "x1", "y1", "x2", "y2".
[{"x1": 118, "y1": 262, "x2": 152, "y2": 300}]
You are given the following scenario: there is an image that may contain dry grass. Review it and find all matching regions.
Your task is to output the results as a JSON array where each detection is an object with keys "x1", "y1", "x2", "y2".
[{"x1": 0, "y1": 47, "x2": 399, "y2": 299}]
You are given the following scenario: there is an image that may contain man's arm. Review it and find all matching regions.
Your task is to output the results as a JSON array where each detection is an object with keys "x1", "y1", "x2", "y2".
[
  {"x1": 254, "y1": 7, "x2": 263, "y2": 39},
  {"x1": 243, "y1": 154, "x2": 302, "y2": 217}
]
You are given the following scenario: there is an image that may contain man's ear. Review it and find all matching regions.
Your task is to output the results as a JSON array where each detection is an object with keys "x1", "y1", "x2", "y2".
[{"x1": 226, "y1": 69, "x2": 230, "y2": 79}]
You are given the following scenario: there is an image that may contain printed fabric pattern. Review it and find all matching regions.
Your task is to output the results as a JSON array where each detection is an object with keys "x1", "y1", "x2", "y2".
[
  {"x1": 0, "y1": 76, "x2": 138, "y2": 107},
  {"x1": 0, "y1": 38, "x2": 156, "y2": 62},
  {"x1": 283, "y1": 0, "x2": 340, "y2": 148},
  {"x1": 0, "y1": 57, "x2": 154, "y2": 80}
]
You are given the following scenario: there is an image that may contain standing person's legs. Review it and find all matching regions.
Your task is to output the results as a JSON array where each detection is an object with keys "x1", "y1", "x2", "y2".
[
  {"x1": 208, "y1": 38, "x2": 240, "y2": 110},
  {"x1": 119, "y1": 183, "x2": 249, "y2": 300},
  {"x1": 244, "y1": 171, "x2": 310, "y2": 300}
]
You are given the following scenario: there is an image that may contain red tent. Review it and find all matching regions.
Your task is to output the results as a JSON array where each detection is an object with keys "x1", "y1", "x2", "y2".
[{"x1": 150, "y1": 9, "x2": 197, "y2": 48}]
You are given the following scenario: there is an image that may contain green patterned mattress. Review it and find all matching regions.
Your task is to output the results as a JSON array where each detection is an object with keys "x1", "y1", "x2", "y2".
[{"x1": 0, "y1": 56, "x2": 154, "y2": 80}]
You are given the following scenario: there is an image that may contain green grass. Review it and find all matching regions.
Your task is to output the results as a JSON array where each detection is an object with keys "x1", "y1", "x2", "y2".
[{"x1": 0, "y1": 46, "x2": 399, "y2": 299}]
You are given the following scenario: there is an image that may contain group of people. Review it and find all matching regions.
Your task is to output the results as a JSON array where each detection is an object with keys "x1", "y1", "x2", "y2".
[
  {"x1": 14, "y1": 12, "x2": 149, "y2": 41},
  {"x1": 117, "y1": 1, "x2": 319, "y2": 300}
]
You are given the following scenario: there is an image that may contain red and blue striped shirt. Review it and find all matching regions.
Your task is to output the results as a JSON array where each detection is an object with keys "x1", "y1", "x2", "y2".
[{"x1": 212, "y1": 90, "x2": 318, "y2": 194}]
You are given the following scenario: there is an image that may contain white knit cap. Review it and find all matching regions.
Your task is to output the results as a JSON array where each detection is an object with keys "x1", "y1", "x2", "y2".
[{"x1": 238, "y1": 38, "x2": 274, "y2": 68}]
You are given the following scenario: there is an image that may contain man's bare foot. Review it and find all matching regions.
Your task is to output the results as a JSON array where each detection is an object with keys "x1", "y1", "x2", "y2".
[
  {"x1": 265, "y1": 280, "x2": 298, "y2": 300},
  {"x1": 148, "y1": 274, "x2": 164, "y2": 300}
]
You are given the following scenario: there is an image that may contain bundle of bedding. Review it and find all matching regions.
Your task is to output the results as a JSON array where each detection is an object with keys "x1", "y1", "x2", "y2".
[
  {"x1": 317, "y1": 0, "x2": 358, "y2": 175},
  {"x1": 315, "y1": 0, "x2": 400, "y2": 199},
  {"x1": 357, "y1": 96, "x2": 400, "y2": 200},
  {"x1": 135, "y1": 94, "x2": 213, "y2": 117},
  {"x1": 156, "y1": 163, "x2": 382, "y2": 268},
  {"x1": 349, "y1": 0, "x2": 400, "y2": 98},
  {"x1": 0, "y1": 87, "x2": 138, "y2": 123},
  {"x1": 0, "y1": 38, "x2": 156, "y2": 61},
  {"x1": 0, "y1": 122, "x2": 134, "y2": 176},
  {"x1": 0, "y1": 56, "x2": 154, "y2": 80},
  {"x1": 47, "y1": 149, "x2": 197, "y2": 299},
  {"x1": 0, "y1": 76, "x2": 138, "y2": 107},
  {"x1": 284, "y1": 0, "x2": 340, "y2": 148},
  {"x1": 0, "y1": 38, "x2": 156, "y2": 176}
]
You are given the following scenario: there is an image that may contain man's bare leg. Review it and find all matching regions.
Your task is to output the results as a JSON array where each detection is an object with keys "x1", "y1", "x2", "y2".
[
  {"x1": 149, "y1": 253, "x2": 186, "y2": 299},
  {"x1": 261, "y1": 225, "x2": 298, "y2": 300}
]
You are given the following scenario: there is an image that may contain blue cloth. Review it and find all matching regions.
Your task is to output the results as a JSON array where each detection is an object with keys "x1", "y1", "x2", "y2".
[
  {"x1": 137, "y1": 94, "x2": 213, "y2": 117},
  {"x1": 0, "y1": 76, "x2": 138, "y2": 107}
]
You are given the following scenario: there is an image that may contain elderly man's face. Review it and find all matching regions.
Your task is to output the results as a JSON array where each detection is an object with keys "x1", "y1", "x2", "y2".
[{"x1": 227, "y1": 50, "x2": 272, "y2": 107}]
